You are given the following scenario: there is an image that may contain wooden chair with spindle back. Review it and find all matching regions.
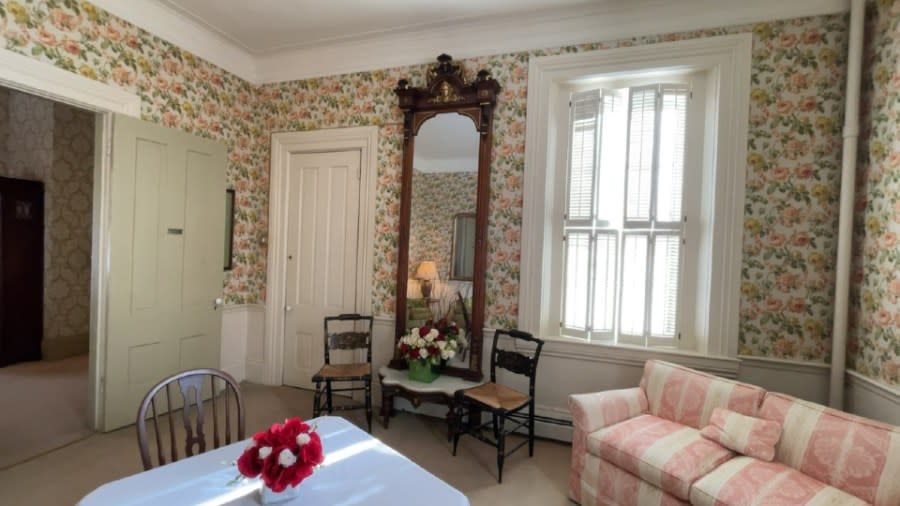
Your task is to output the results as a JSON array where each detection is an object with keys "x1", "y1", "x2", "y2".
[{"x1": 136, "y1": 368, "x2": 245, "y2": 470}]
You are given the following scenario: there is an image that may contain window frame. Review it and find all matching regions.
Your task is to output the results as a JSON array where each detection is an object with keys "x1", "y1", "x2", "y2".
[{"x1": 519, "y1": 34, "x2": 752, "y2": 358}]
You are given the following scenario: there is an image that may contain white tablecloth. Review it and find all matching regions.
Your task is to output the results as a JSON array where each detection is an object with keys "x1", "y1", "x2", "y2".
[{"x1": 78, "y1": 416, "x2": 469, "y2": 506}]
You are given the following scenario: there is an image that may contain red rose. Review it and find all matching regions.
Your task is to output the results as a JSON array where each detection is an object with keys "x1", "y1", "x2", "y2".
[
  {"x1": 299, "y1": 433, "x2": 325, "y2": 466},
  {"x1": 236, "y1": 444, "x2": 263, "y2": 477},
  {"x1": 418, "y1": 326, "x2": 430, "y2": 337}
]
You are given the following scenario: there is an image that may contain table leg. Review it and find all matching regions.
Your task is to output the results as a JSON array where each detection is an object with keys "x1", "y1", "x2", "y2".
[{"x1": 380, "y1": 389, "x2": 392, "y2": 429}]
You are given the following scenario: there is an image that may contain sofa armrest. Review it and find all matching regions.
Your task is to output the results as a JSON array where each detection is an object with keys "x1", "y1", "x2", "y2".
[
  {"x1": 569, "y1": 387, "x2": 648, "y2": 434},
  {"x1": 567, "y1": 388, "x2": 648, "y2": 503}
]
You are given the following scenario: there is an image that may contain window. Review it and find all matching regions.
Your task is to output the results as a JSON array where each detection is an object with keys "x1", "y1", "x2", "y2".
[
  {"x1": 561, "y1": 82, "x2": 693, "y2": 348},
  {"x1": 519, "y1": 34, "x2": 752, "y2": 358}
]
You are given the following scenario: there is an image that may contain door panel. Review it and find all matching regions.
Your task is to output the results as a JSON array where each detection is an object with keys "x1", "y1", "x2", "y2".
[
  {"x1": 283, "y1": 150, "x2": 361, "y2": 389},
  {"x1": 103, "y1": 114, "x2": 225, "y2": 431}
]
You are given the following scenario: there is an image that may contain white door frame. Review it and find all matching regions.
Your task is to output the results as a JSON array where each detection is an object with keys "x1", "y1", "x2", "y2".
[
  {"x1": 264, "y1": 127, "x2": 378, "y2": 386},
  {"x1": 0, "y1": 49, "x2": 142, "y2": 430}
]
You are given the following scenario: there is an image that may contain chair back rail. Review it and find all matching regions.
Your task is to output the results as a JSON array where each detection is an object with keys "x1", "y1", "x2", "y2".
[
  {"x1": 136, "y1": 368, "x2": 245, "y2": 470},
  {"x1": 323, "y1": 314, "x2": 374, "y2": 365},
  {"x1": 490, "y1": 329, "x2": 545, "y2": 396}
]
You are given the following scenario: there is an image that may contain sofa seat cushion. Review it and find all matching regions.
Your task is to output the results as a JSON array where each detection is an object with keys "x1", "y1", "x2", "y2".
[
  {"x1": 580, "y1": 453, "x2": 688, "y2": 506},
  {"x1": 589, "y1": 414, "x2": 734, "y2": 500},
  {"x1": 691, "y1": 456, "x2": 869, "y2": 506}
]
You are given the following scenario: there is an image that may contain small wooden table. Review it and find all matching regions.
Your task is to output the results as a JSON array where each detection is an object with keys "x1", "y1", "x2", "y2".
[{"x1": 379, "y1": 366, "x2": 483, "y2": 439}]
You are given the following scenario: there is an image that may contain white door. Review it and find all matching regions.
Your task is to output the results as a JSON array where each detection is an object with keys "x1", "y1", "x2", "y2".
[
  {"x1": 282, "y1": 150, "x2": 361, "y2": 389},
  {"x1": 102, "y1": 114, "x2": 226, "y2": 431}
]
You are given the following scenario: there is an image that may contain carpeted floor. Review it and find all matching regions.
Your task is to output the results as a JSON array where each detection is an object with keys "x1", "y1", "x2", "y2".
[
  {"x1": 0, "y1": 382, "x2": 573, "y2": 505},
  {"x1": 0, "y1": 354, "x2": 91, "y2": 469}
]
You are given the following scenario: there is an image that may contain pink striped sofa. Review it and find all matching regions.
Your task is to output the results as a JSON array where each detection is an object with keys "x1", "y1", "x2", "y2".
[{"x1": 568, "y1": 360, "x2": 900, "y2": 506}]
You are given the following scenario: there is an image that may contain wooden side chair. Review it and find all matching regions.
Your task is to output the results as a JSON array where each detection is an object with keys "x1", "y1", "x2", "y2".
[
  {"x1": 312, "y1": 314, "x2": 374, "y2": 432},
  {"x1": 452, "y1": 329, "x2": 545, "y2": 483},
  {"x1": 136, "y1": 368, "x2": 244, "y2": 470}
]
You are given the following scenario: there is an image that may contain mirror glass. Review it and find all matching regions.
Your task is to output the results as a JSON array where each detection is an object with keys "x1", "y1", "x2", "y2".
[{"x1": 406, "y1": 113, "x2": 478, "y2": 361}]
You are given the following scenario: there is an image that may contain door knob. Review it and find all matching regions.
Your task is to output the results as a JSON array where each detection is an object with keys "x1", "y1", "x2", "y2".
[
  {"x1": 213, "y1": 297, "x2": 224, "y2": 309},
  {"x1": 285, "y1": 305, "x2": 293, "y2": 312}
]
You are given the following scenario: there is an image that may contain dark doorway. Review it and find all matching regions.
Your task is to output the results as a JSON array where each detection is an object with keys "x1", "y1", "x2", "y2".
[{"x1": 0, "y1": 176, "x2": 44, "y2": 366}]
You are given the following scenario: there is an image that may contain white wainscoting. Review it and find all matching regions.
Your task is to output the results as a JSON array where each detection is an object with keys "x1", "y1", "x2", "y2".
[
  {"x1": 844, "y1": 371, "x2": 900, "y2": 426},
  {"x1": 221, "y1": 304, "x2": 264, "y2": 383},
  {"x1": 737, "y1": 356, "x2": 831, "y2": 405}
]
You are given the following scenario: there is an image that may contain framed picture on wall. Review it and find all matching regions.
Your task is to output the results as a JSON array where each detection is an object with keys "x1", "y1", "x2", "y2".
[{"x1": 225, "y1": 189, "x2": 235, "y2": 271}]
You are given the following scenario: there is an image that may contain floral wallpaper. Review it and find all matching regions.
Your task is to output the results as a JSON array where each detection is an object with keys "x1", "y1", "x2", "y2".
[
  {"x1": 849, "y1": 0, "x2": 900, "y2": 386},
  {"x1": 0, "y1": 1, "x2": 862, "y2": 364},
  {"x1": 0, "y1": 0, "x2": 268, "y2": 304},
  {"x1": 409, "y1": 170, "x2": 477, "y2": 281},
  {"x1": 259, "y1": 14, "x2": 849, "y2": 344}
]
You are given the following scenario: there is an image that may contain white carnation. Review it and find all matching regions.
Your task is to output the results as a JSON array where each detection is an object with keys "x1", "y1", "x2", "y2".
[
  {"x1": 296, "y1": 433, "x2": 311, "y2": 446},
  {"x1": 442, "y1": 349, "x2": 455, "y2": 360},
  {"x1": 278, "y1": 448, "x2": 297, "y2": 467},
  {"x1": 418, "y1": 348, "x2": 429, "y2": 359},
  {"x1": 436, "y1": 340, "x2": 446, "y2": 349},
  {"x1": 428, "y1": 329, "x2": 439, "y2": 339},
  {"x1": 258, "y1": 446, "x2": 272, "y2": 459}
]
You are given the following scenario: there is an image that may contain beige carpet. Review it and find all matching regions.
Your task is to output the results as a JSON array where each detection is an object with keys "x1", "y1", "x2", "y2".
[
  {"x1": 0, "y1": 382, "x2": 573, "y2": 505},
  {"x1": 0, "y1": 354, "x2": 91, "y2": 469}
]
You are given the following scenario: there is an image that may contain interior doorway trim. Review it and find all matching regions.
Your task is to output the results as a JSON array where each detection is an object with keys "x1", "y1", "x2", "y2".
[
  {"x1": 0, "y1": 48, "x2": 142, "y2": 430},
  {"x1": 264, "y1": 126, "x2": 379, "y2": 385}
]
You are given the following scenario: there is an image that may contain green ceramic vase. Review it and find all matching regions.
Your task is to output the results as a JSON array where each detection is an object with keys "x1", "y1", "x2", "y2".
[{"x1": 408, "y1": 359, "x2": 439, "y2": 383}]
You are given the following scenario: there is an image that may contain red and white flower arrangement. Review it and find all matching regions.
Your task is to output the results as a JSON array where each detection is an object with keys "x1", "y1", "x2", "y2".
[
  {"x1": 397, "y1": 324, "x2": 464, "y2": 365},
  {"x1": 236, "y1": 417, "x2": 325, "y2": 493}
]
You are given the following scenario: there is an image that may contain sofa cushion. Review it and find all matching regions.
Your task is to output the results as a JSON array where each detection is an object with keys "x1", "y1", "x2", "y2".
[
  {"x1": 639, "y1": 360, "x2": 767, "y2": 429},
  {"x1": 581, "y1": 453, "x2": 688, "y2": 506},
  {"x1": 700, "y1": 407, "x2": 782, "y2": 461},
  {"x1": 690, "y1": 456, "x2": 869, "y2": 506},
  {"x1": 589, "y1": 414, "x2": 734, "y2": 500},
  {"x1": 760, "y1": 392, "x2": 900, "y2": 506}
]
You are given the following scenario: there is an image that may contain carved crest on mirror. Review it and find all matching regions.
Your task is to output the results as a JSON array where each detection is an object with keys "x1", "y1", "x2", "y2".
[{"x1": 392, "y1": 55, "x2": 500, "y2": 382}]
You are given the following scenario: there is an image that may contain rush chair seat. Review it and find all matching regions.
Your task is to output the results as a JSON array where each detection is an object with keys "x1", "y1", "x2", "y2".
[
  {"x1": 312, "y1": 314, "x2": 374, "y2": 433},
  {"x1": 136, "y1": 368, "x2": 245, "y2": 470},
  {"x1": 452, "y1": 329, "x2": 545, "y2": 483}
]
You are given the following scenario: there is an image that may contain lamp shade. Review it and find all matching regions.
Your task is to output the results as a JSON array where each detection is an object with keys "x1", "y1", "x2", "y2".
[{"x1": 415, "y1": 261, "x2": 438, "y2": 280}]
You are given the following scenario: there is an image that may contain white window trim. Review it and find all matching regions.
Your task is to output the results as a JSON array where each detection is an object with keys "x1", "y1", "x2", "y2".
[{"x1": 519, "y1": 33, "x2": 751, "y2": 358}]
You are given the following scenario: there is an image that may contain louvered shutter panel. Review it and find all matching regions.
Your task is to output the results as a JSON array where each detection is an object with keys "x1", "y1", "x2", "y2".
[
  {"x1": 566, "y1": 90, "x2": 601, "y2": 221},
  {"x1": 656, "y1": 87, "x2": 687, "y2": 223},
  {"x1": 625, "y1": 87, "x2": 656, "y2": 222}
]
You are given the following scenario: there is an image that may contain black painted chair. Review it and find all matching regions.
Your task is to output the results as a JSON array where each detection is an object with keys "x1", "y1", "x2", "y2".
[
  {"x1": 452, "y1": 329, "x2": 545, "y2": 482},
  {"x1": 312, "y1": 314, "x2": 374, "y2": 432}
]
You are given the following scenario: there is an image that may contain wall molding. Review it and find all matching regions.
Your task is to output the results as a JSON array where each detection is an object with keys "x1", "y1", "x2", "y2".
[
  {"x1": 846, "y1": 370, "x2": 900, "y2": 404},
  {"x1": 89, "y1": 0, "x2": 257, "y2": 82},
  {"x1": 845, "y1": 370, "x2": 900, "y2": 425},
  {"x1": 0, "y1": 49, "x2": 141, "y2": 116},
  {"x1": 262, "y1": 127, "x2": 379, "y2": 385},
  {"x1": 89, "y1": 0, "x2": 847, "y2": 84}
]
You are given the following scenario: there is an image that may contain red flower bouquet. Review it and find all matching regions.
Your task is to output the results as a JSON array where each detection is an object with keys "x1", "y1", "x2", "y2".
[{"x1": 236, "y1": 417, "x2": 325, "y2": 494}]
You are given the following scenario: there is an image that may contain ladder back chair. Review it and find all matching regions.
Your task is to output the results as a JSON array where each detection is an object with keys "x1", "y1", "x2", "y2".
[
  {"x1": 136, "y1": 368, "x2": 245, "y2": 470},
  {"x1": 312, "y1": 314, "x2": 374, "y2": 432},
  {"x1": 452, "y1": 329, "x2": 545, "y2": 482}
]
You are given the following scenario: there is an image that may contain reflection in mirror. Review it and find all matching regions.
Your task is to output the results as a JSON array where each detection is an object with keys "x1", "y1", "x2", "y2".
[
  {"x1": 407, "y1": 113, "x2": 478, "y2": 360},
  {"x1": 451, "y1": 213, "x2": 475, "y2": 280}
]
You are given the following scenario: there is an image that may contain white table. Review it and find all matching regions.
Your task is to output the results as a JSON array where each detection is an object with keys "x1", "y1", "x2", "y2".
[{"x1": 78, "y1": 416, "x2": 468, "y2": 506}]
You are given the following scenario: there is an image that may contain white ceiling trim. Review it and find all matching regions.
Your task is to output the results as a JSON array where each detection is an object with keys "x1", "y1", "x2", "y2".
[
  {"x1": 91, "y1": 0, "x2": 848, "y2": 85},
  {"x1": 89, "y1": 0, "x2": 257, "y2": 82}
]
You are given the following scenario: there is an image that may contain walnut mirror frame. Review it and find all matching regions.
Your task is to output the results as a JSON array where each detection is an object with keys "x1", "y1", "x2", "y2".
[{"x1": 391, "y1": 54, "x2": 500, "y2": 382}]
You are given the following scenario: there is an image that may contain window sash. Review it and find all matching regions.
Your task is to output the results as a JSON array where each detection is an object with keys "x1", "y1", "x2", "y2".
[{"x1": 561, "y1": 82, "x2": 689, "y2": 347}]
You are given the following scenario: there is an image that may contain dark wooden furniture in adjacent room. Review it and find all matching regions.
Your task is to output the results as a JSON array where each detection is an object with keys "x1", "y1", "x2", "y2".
[{"x1": 0, "y1": 176, "x2": 44, "y2": 367}]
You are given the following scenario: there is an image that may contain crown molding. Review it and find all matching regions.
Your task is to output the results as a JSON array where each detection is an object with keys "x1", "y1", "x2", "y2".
[
  {"x1": 254, "y1": 0, "x2": 848, "y2": 83},
  {"x1": 90, "y1": 0, "x2": 847, "y2": 85},
  {"x1": 89, "y1": 0, "x2": 257, "y2": 83}
]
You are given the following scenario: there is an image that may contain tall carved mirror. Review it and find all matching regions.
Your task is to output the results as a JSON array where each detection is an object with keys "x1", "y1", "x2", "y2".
[{"x1": 392, "y1": 54, "x2": 499, "y2": 381}]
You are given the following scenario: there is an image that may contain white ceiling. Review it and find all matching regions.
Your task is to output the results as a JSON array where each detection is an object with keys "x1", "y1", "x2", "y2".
[
  {"x1": 159, "y1": 0, "x2": 595, "y2": 54},
  {"x1": 90, "y1": 0, "x2": 848, "y2": 84}
]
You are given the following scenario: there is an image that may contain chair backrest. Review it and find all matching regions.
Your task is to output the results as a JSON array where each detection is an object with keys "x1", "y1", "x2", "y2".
[
  {"x1": 490, "y1": 329, "x2": 545, "y2": 397},
  {"x1": 323, "y1": 314, "x2": 373, "y2": 365},
  {"x1": 638, "y1": 360, "x2": 766, "y2": 429},
  {"x1": 136, "y1": 368, "x2": 244, "y2": 470}
]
